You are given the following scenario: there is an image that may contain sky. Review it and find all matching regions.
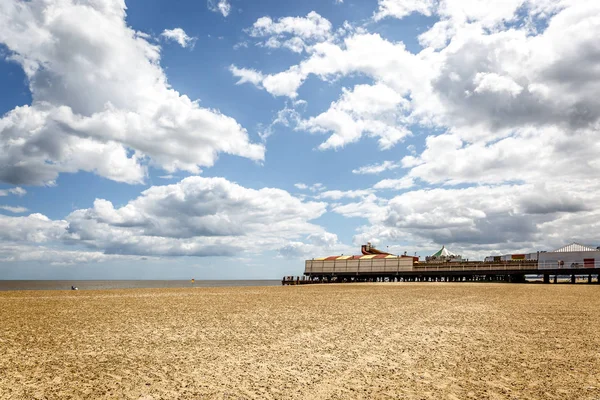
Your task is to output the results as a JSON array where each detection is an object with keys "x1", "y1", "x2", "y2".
[{"x1": 0, "y1": 0, "x2": 599, "y2": 279}]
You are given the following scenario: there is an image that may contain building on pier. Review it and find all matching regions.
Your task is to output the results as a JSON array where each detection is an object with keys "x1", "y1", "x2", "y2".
[
  {"x1": 538, "y1": 242, "x2": 600, "y2": 269},
  {"x1": 426, "y1": 245, "x2": 463, "y2": 263}
]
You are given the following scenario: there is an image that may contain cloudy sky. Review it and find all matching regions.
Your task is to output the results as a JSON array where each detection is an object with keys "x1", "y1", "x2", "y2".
[{"x1": 0, "y1": 0, "x2": 598, "y2": 279}]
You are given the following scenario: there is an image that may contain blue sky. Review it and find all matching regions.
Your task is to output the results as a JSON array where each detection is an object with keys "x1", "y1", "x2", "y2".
[{"x1": 1, "y1": 0, "x2": 599, "y2": 279}]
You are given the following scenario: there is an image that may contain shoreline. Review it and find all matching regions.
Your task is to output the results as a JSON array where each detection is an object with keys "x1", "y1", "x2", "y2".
[{"x1": 0, "y1": 279, "x2": 281, "y2": 292}]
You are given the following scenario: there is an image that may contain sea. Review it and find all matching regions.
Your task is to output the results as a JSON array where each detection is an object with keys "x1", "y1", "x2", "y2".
[{"x1": 0, "y1": 280, "x2": 281, "y2": 291}]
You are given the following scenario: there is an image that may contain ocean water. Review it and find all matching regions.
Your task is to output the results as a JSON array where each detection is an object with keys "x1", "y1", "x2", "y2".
[{"x1": 0, "y1": 280, "x2": 281, "y2": 291}]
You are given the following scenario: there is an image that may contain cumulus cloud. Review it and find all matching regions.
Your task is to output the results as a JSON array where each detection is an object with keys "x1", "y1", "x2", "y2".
[
  {"x1": 0, "y1": 0, "x2": 263, "y2": 185},
  {"x1": 0, "y1": 187, "x2": 26, "y2": 197},
  {"x1": 161, "y1": 28, "x2": 196, "y2": 48},
  {"x1": 0, "y1": 205, "x2": 28, "y2": 213},
  {"x1": 0, "y1": 213, "x2": 68, "y2": 243},
  {"x1": 277, "y1": 232, "x2": 352, "y2": 258},
  {"x1": 373, "y1": 177, "x2": 414, "y2": 190},
  {"x1": 207, "y1": 0, "x2": 231, "y2": 17},
  {"x1": 249, "y1": 11, "x2": 332, "y2": 53},
  {"x1": 234, "y1": 1, "x2": 600, "y2": 151},
  {"x1": 335, "y1": 182, "x2": 600, "y2": 257},
  {"x1": 261, "y1": 67, "x2": 306, "y2": 98},
  {"x1": 374, "y1": 0, "x2": 436, "y2": 21},
  {"x1": 0, "y1": 243, "x2": 151, "y2": 265},
  {"x1": 229, "y1": 65, "x2": 265, "y2": 87},
  {"x1": 228, "y1": 0, "x2": 600, "y2": 256},
  {"x1": 299, "y1": 83, "x2": 411, "y2": 149},
  {"x1": 352, "y1": 161, "x2": 400, "y2": 175},
  {"x1": 63, "y1": 177, "x2": 333, "y2": 257},
  {"x1": 403, "y1": 126, "x2": 600, "y2": 186},
  {"x1": 294, "y1": 183, "x2": 326, "y2": 192},
  {"x1": 240, "y1": 33, "x2": 429, "y2": 100},
  {"x1": 0, "y1": 177, "x2": 344, "y2": 263},
  {"x1": 316, "y1": 189, "x2": 374, "y2": 200},
  {"x1": 473, "y1": 72, "x2": 523, "y2": 97},
  {"x1": 329, "y1": 194, "x2": 384, "y2": 221}
]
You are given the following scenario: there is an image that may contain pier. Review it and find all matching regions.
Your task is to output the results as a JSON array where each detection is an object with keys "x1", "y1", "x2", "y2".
[
  {"x1": 283, "y1": 263, "x2": 600, "y2": 285},
  {"x1": 285, "y1": 243, "x2": 600, "y2": 285}
]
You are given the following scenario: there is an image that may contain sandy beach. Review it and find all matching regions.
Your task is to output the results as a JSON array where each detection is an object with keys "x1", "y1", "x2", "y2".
[{"x1": 1, "y1": 283, "x2": 599, "y2": 399}]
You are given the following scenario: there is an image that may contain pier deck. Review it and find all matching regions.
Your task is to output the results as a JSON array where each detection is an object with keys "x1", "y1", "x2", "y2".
[{"x1": 283, "y1": 263, "x2": 600, "y2": 285}]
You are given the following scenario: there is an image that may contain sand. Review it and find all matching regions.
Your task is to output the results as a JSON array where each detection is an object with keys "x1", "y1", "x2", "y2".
[{"x1": 1, "y1": 283, "x2": 599, "y2": 399}]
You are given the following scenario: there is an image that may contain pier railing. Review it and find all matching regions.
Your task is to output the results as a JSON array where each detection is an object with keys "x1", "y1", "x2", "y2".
[
  {"x1": 537, "y1": 260, "x2": 600, "y2": 270},
  {"x1": 411, "y1": 262, "x2": 538, "y2": 272}
]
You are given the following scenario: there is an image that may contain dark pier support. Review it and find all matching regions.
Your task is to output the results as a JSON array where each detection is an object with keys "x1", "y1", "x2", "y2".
[
  {"x1": 589, "y1": 274, "x2": 593, "y2": 284},
  {"x1": 543, "y1": 274, "x2": 550, "y2": 284},
  {"x1": 571, "y1": 275, "x2": 576, "y2": 284},
  {"x1": 554, "y1": 275, "x2": 558, "y2": 284}
]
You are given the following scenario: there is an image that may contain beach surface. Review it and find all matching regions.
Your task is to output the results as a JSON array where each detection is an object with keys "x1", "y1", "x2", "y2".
[{"x1": 1, "y1": 283, "x2": 599, "y2": 399}]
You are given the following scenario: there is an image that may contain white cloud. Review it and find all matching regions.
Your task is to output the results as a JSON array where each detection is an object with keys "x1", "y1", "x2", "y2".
[
  {"x1": 473, "y1": 72, "x2": 523, "y2": 97},
  {"x1": 403, "y1": 126, "x2": 600, "y2": 186},
  {"x1": 294, "y1": 182, "x2": 326, "y2": 192},
  {"x1": 262, "y1": 67, "x2": 306, "y2": 98},
  {"x1": 231, "y1": 1, "x2": 600, "y2": 256},
  {"x1": 233, "y1": 41, "x2": 248, "y2": 50},
  {"x1": 329, "y1": 194, "x2": 384, "y2": 221},
  {"x1": 207, "y1": 0, "x2": 231, "y2": 17},
  {"x1": 63, "y1": 177, "x2": 333, "y2": 257},
  {"x1": 277, "y1": 231, "x2": 353, "y2": 258},
  {"x1": 258, "y1": 103, "x2": 302, "y2": 140},
  {"x1": 333, "y1": 181, "x2": 600, "y2": 257},
  {"x1": 229, "y1": 65, "x2": 265, "y2": 87},
  {"x1": 0, "y1": 187, "x2": 26, "y2": 197},
  {"x1": 0, "y1": 177, "x2": 345, "y2": 262},
  {"x1": 310, "y1": 183, "x2": 326, "y2": 192},
  {"x1": 316, "y1": 189, "x2": 374, "y2": 200},
  {"x1": 0, "y1": 243, "x2": 152, "y2": 265},
  {"x1": 161, "y1": 28, "x2": 196, "y2": 48},
  {"x1": 0, "y1": 0, "x2": 263, "y2": 185},
  {"x1": 374, "y1": 0, "x2": 436, "y2": 21},
  {"x1": 0, "y1": 213, "x2": 68, "y2": 243},
  {"x1": 373, "y1": 177, "x2": 414, "y2": 190},
  {"x1": 249, "y1": 11, "x2": 332, "y2": 53},
  {"x1": 300, "y1": 83, "x2": 411, "y2": 149},
  {"x1": 246, "y1": 33, "x2": 429, "y2": 99},
  {"x1": 0, "y1": 205, "x2": 28, "y2": 213},
  {"x1": 418, "y1": 20, "x2": 454, "y2": 50},
  {"x1": 352, "y1": 161, "x2": 400, "y2": 175},
  {"x1": 233, "y1": 1, "x2": 600, "y2": 164}
]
